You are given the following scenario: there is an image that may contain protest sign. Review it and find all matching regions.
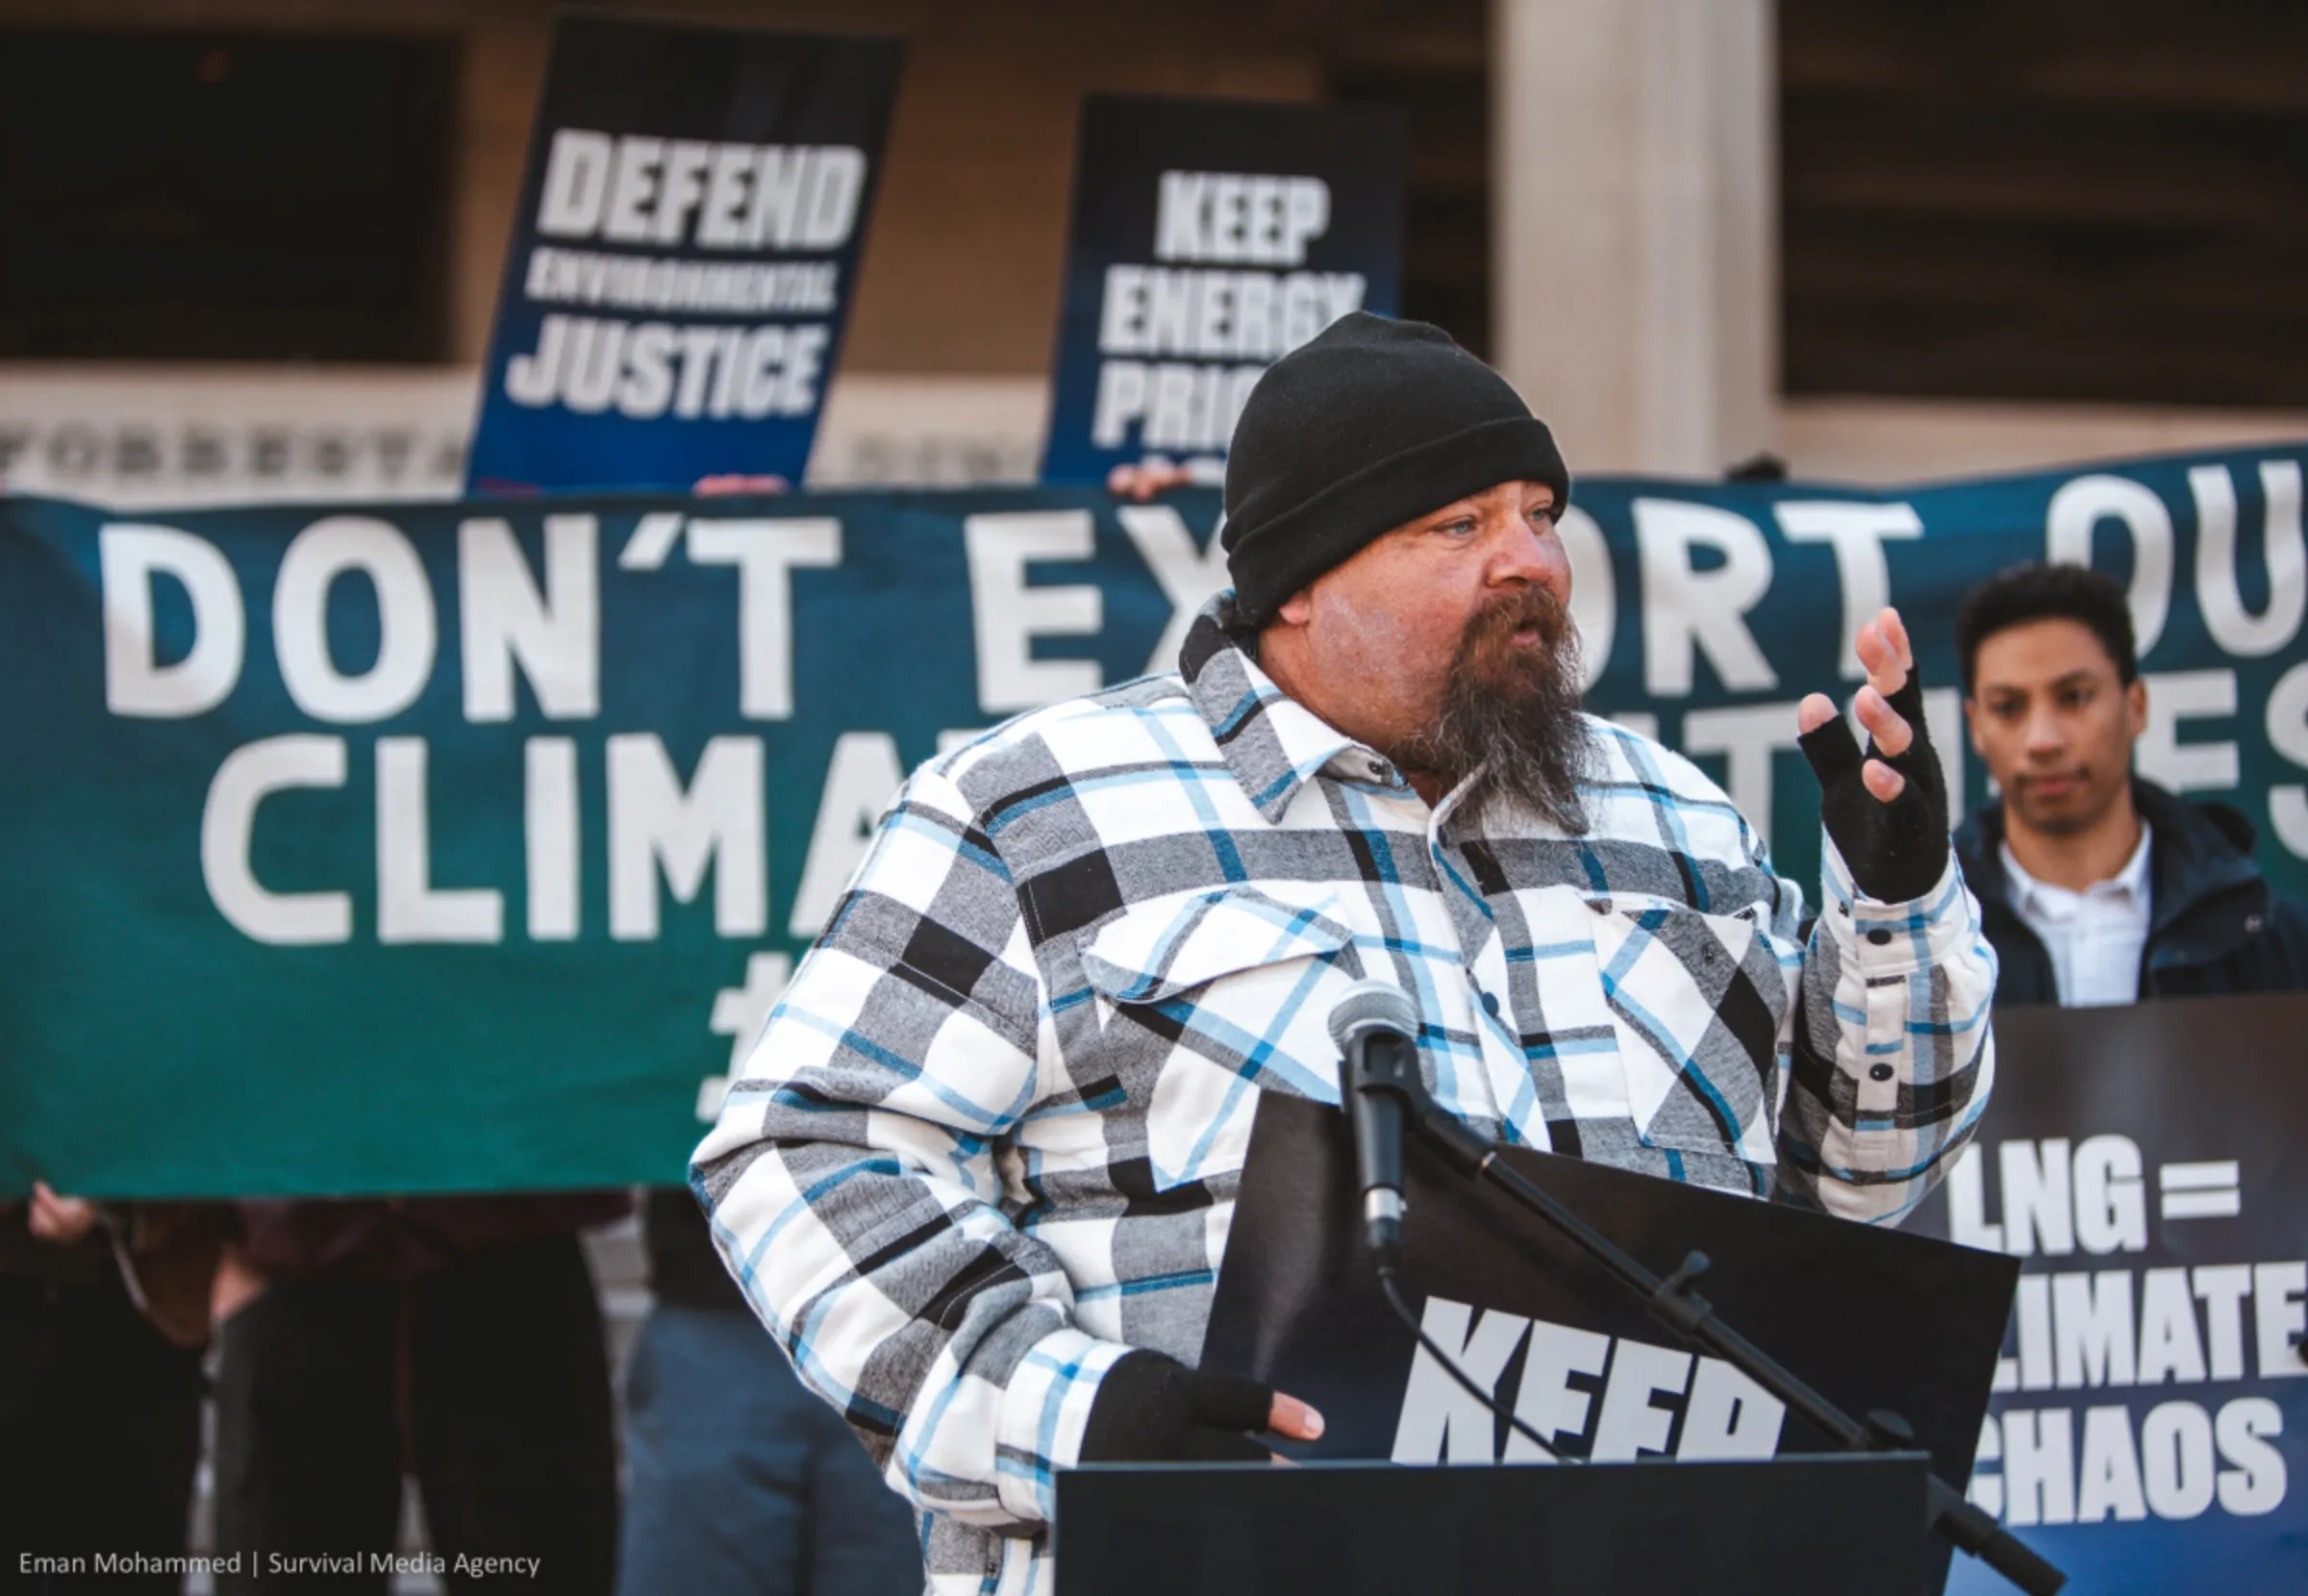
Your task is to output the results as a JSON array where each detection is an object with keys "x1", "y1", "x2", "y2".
[
  {"x1": 3, "y1": 443, "x2": 2304, "y2": 1196},
  {"x1": 465, "y1": 15, "x2": 900, "y2": 493},
  {"x1": 1201, "y1": 1092, "x2": 2018, "y2": 1485},
  {"x1": 1907, "y1": 995, "x2": 2308, "y2": 1596},
  {"x1": 1039, "y1": 94, "x2": 1404, "y2": 485}
]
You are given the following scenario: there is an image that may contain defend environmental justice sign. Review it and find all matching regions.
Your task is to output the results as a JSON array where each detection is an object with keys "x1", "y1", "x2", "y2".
[
  {"x1": 1039, "y1": 94, "x2": 1404, "y2": 485},
  {"x1": 465, "y1": 15, "x2": 900, "y2": 494},
  {"x1": 1906, "y1": 995, "x2": 2308, "y2": 1596},
  {"x1": 3, "y1": 441, "x2": 2306, "y2": 1197}
]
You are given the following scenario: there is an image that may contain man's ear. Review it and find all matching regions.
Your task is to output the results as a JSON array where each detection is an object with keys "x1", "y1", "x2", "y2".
[
  {"x1": 1962, "y1": 695, "x2": 1986, "y2": 759},
  {"x1": 1276, "y1": 587, "x2": 1315, "y2": 627},
  {"x1": 2124, "y1": 676, "x2": 2149, "y2": 738}
]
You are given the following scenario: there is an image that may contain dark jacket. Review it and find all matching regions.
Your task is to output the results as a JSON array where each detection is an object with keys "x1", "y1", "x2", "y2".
[{"x1": 1954, "y1": 779, "x2": 2308, "y2": 1005}]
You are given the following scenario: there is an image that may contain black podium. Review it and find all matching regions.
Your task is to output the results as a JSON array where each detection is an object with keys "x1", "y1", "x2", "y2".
[{"x1": 1057, "y1": 1455, "x2": 1932, "y2": 1596}]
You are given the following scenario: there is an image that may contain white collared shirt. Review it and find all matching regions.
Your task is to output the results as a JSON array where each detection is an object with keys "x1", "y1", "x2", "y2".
[{"x1": 2001, "y1": 824, "x2": 2154, "y2": 1006}]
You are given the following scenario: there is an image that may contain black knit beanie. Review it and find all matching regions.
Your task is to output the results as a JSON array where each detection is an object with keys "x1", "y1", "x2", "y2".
[{"x1": 1221, "y1": 312, "x2": 1570, "y2": 626}]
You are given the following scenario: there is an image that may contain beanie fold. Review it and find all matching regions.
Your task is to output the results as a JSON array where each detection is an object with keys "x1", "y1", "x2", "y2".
[{"x1": 1225, "y1": 413, "x2": 1568, "y2": 624}]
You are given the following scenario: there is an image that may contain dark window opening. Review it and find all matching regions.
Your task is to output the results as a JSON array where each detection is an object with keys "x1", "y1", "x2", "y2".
[
  {"x1": 1329, "y1": 8, "x2": 1490, "y2": 361},
  {"x1": 0, "y1": 31, "x2": 455, "y2": 362},
  {"x1": 1781, "y1": 1, "x2": 2308, "y2": 409}
]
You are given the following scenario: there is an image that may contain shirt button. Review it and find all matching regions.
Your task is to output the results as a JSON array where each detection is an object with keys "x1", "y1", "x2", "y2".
[
  {"x1": 1869, "y1": 1062, "x2": 1895, "y2": 1083},
  {"x1": 1481, "y1": 991, "x2": 1501, "y2": 1019},
  {"x1": 1866, "y1": 928, "x2": 1893, "y2": 947}
]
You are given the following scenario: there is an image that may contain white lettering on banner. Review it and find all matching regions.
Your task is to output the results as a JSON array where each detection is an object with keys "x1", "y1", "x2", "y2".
[
  {"x1": 1679, "y1": 702, "x2": 1803, "y2": 844},
  {"x1": 2270, "y1": 661, "x2": 2308, "y2": 858},
  {"x1": 685, "y1": 518, "x2": 842, "y2": 720},
  {"x1": 2194, "y1": 1266, "x2": 2255, "y2": 1382},
  {"x1": 273, "y1": 516, "x2": 438, "y2": 724},
  {"x1": 1390, "y1": 1299, "x2": 1531, "y2": 1465},
  {"x1": 458, "y1": 514, "x2": 600, "y2": 723},
  {"x1": 2138, "y1": 1268, "x2": 2208, "y2": 1384},
  {"x1": 789, "y1": 731, "x2": 905, "y2": 939},
  {"x1": 1116, "y1": 505, "x2": 1229, "y2": 676},
  {"x1": 99, "y1": 524, "x2": 244, "y2": 717},
  {"x1": 1555, "y1": 505, "x2": 1616, "y2": 693},
  {"x1": 606, "y1": 734, "x2": 766, "y2": 941},
  {"x1": 1677, "y1": 1359, "x2": 1789, "y2": 1461},
  {"x1": 2258, "y1": 1262, "x2": 2308, "y2": 1381},
  {"x1": 2078, "y1": 1404, "x2": 2149, "y2": 1523},
  {"x1": 1091, "y1": 361, "x2": 1267, "y2": 454},
  {"x1": 1590, "y1": 1341, "x2": 1694, "y2": 1461},
  {"x1": 200, "y1": 735, "x2": 352, "y2": 945},
  {"x1": 1502, "y1": 1318, "x2": 1611, "y2": 1462},
  {"x1": 1156, "y1": 173, "x2": 1331, "y2": 266},
  {"x1": 538, "y1": 130, "x2": 614, "y2": 237},
  {"x1": 1390, "y1": 1295, "x2": 1785, "y2": 1467},
  {"x1": 538, "y1": 128, "x2": 866, "y2": 252},
  {"x1": 1948, "y1": 1135, "x2": 2150, "y2": 1259},
  {"x1": 1973, "y1": 1398, "x2": 2286, "y2": 1525},
  {"x1": 2045, "y1": 473, "x2": 2175, "y2": 657},
  {"x1": 2191, "y1": 461, "x2": 2306, "y2": 658},
  {"x1": 2136, "y1": 669, "x2": 2240, "y2": 792},
  {"x1": 2052, "y1": 1272, "x2": 2138, "y2": 1388},
  {"x1": 1771, "y1": 501, "x2": 1923, "y2": 683},
  {"x1": 965, "y1": 511, "x2": 1103, "y2": 712},
  {"x1": 525, "y1": 736, "x2": 580, "y2": 941},
  {"x1": 1098, "y1": 266, "x2": 1367, "y2": 360},
  {"x1": 505, "y1": 315, "x2": 829, "y2": 421},
  {"x1": 2002, "y1": 1409, "x2": 2077, "y2": 1525},
  {"x1": 376, "y1": 738, "x2": 502, "y2": 944},
  {"x1": 1633, "y1": 499, "x2": 1777, "y2": 696},
  {"x1": 699, "y1": 951, "x2": 793, "y2": 1120},
  {"x1": 524, "y1": 248, "x2": 839, "y2": 315},
  {"x1": 618, "y1": 512, "x2": 687, "y2": 572},
  {"x1": 1950, "y1": 1134, "x2": 2299, "y2": 1529}
]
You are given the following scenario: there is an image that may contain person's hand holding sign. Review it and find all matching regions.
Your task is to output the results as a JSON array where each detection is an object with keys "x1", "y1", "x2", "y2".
[{"x1": 1795, "y1": 607, "x2": 1952, "y2": 905}]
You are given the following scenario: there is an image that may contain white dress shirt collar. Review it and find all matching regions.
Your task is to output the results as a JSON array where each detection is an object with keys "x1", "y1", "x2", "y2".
[{"x1": 2000, "y1": 823, "x2": 2154, "y2": 1005}]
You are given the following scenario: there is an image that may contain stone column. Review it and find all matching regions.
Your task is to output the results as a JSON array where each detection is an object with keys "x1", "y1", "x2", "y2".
[{"x1": 1491, "y1": 0, "x2": 1776, "y2": 476}]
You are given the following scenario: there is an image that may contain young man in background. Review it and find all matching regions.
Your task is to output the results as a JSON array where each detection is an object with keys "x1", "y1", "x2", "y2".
[{"x1": 1953, "y1": 562, "x2": 2308, "y2": 1003}]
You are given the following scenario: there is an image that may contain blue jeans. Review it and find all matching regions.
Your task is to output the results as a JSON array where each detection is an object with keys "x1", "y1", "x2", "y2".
[{"x1": 616, "y1": 1305, "x2": 924, "y2": 1596}]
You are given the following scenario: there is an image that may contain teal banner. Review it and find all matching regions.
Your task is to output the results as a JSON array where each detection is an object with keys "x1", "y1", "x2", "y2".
[{"x1": 4, "y1": 442, "x2": 2304, "y2": 1195}]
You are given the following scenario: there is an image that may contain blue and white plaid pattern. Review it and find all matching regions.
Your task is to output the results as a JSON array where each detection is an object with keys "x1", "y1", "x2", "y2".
[{"x1": 693, "y1": 597, "x2": 1997, "y2": 1595}]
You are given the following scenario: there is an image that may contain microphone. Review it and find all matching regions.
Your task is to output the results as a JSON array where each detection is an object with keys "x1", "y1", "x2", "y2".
[{"x1": 1327, "y1": 981, "x2": 1422, "y2": 1268}]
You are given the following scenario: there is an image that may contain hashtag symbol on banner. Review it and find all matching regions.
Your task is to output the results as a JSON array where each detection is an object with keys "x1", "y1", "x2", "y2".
[{"x1": 697, "y1": 953, "x2": 792, "y2": 1121}]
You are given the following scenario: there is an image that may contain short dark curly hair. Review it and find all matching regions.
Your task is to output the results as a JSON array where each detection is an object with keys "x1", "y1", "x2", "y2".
[{"x1": 1955, "y1": 562, "x2": 2138, "y2": 697}]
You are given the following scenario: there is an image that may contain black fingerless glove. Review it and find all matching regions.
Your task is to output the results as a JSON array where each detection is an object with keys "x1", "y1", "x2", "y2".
[
  {"x1": 1078, "y1": 1351, "x2": 1276, "y2": 1463},
  {"x1": 1797, "y1": 666, "x2": 1950, "y2": 905}
]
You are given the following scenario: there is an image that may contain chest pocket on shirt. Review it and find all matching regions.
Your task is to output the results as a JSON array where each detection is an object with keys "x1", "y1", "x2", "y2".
[
  {"x1": 1586, "y1": 895, "x2": 1793, "y2": 1164},
  {"x1": 1080, "y1": 884, "x2": 1364, "y2": 1187}
]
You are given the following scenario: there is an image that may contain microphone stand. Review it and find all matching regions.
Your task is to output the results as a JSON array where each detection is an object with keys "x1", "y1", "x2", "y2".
[{"x1": 1352, "y1": 1033, "x2": 2067, "y2": 1596}]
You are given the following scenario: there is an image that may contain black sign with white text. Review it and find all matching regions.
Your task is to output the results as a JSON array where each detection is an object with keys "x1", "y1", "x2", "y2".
[
  {"x1": 1203, "y1": 1094, "x2": 2017, "y2": 1489},
  {"x1": 1040, "y1": 94, "x2": 1403, "y2": 485},
  {"x1": 1905, "y1": 994, "x2": 2308, "y2": 1596},
  {"x1": 466, "y1": 15, "x2": 900, "y2": 493}
]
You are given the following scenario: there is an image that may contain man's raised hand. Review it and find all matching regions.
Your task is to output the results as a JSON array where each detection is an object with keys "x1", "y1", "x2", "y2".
[{"x1": 1795, "y1": 607, "x2": 1952, "y2": 904}]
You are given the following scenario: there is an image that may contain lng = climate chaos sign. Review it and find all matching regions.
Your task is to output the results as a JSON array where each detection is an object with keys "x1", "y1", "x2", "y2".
[
  {"x1": 465, "y1": 16, "x2": 900, "y2": 493},
  {"x1": 1039, "y1": 94, "x2": 1404, "y2": 485},
  {"x1": 1908, "y1": 997, "x2": 2308, "y2": 1596}
]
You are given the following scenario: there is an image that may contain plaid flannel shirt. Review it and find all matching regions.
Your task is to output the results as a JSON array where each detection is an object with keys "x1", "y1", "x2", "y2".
[{"x1": 693, "y1": 598, "x2": 1996, "y2": 1596}]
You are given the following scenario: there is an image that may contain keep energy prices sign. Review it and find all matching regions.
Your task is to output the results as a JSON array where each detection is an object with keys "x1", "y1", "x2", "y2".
[
  {"x1": 466, "y1": 15, "x2": 901, "y2": 494},
  {"x1": 1040, "y1": 94, "x2": 1404, "y2": 485},
  {"x1": 1907, "y1": 997, "x2": 2308, "y2": 1596}
]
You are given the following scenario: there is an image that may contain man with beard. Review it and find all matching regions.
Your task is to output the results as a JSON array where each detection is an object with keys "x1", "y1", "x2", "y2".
[
  {"x1": 693, "y1": 313, "x2": 1996, "y2": 1596},
  {"x1": 1952, "y1": 561, "x2": 2308, "y2": 1002}
]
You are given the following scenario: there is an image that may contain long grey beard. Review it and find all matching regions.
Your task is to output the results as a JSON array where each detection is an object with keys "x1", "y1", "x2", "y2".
[{"x1": 1392, "y1": 587, "x2": 1593, "y2": 834}]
